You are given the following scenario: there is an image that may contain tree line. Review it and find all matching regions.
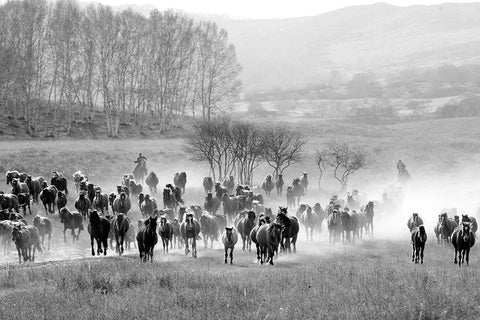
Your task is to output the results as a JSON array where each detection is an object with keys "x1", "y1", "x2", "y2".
[
  {"x1": 0, "y1": 0, "x2": 241, "y2": 137},
  {"x1": 184, "y1": 119, "x2": 372, "y2": 190}
]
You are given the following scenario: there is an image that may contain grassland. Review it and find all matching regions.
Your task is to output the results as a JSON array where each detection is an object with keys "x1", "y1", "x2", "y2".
[
  {"x1": 1, "y1": 116, "x2": 480, "y2": 319},
  {"x1": 0, "y1": 238, "x2": 479, "y2": 320}
]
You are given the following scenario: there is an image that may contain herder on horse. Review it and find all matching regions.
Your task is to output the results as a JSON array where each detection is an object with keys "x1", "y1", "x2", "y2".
[
  {"x1": 397, "y1": 160, "x2": 411, "y2": 188},
  {"x1": 133, "y1": 153, "x2": 148, "y2": 184}
]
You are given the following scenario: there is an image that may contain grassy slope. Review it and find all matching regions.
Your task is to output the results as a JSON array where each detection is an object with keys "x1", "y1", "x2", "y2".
[{"x1": 0, "y1": 239, "x2": 479, "y2": 319}]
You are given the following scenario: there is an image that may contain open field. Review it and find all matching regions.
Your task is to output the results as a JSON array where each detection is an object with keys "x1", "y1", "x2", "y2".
[
  {"x1": 1, "y1": 117, "x2": 480, "y2": 319},
  {"x1": 0, "y1": 237, "x2": 479, "y2": 320}
]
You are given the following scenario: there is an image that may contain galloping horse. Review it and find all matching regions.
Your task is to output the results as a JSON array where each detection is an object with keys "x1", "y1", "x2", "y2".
[
  {"x1": 452, "y1": 222, "x2": 475, "y2": 267},
  {"x1": 180, "y1": 213, "x2": 201, "y2": 258},
  {"x1": 133, "y1": 159, "x2": 148, "y2": 185},
  {"x1": 411, "y1": 225, "x2": 427, "y2": 264}
]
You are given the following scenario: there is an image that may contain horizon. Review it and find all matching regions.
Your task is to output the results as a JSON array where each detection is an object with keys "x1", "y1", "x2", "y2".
[{"x1": 83, "y1": 0, "x2": 480, "y2": 19}]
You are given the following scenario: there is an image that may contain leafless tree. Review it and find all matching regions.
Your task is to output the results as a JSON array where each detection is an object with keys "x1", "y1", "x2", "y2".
[
  {"x1": 232, "y1": 122, "x2": 267, "y2": 185},
  {"x1": 323, "y1": 141, "x2": 372, "y2": 191},
  {"x1": 263, "y1": 127, "x2": 307, "y2": 178},
  {"x1": 314, "y1": 149, "x2": 328, "y2": 190},
  {"x1": 195, "y1": 22, "x2": 241, "y2": 120}
]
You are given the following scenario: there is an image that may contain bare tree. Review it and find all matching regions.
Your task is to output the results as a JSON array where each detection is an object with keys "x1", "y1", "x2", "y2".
[
  {"x1": 195, "y1": 22, "x2": 241, "y2": 120},
  {"x1": 232, "y1": 122, "x2": 266, "y2": 185},
  {"x1": 323, "y1": 141, "x2": 372, "y2": 191},
  {"x1": 264, "y1": 127, "x2": 307, "y2": 178},
  {"x1": 314, "y1": 149, "x2": 328, "y2": 190}
]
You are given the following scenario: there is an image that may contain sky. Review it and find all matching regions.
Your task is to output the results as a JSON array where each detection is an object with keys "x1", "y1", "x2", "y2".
[{"x1": 92, "y1": 0, "x2": 480, "y2": 19}]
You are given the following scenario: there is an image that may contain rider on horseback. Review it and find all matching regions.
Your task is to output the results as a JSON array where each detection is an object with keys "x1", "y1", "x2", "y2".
[{"x1": 134, "y1": 153, "x2": 147, "y2": 165}]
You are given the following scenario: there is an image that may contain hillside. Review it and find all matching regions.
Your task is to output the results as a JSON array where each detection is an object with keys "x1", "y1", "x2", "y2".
[{"x1": 211, "y1": 2, "x2": 480, "y2": 93}]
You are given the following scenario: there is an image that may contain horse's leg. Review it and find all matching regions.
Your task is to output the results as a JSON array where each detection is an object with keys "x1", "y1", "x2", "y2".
[
  {"x1": 17, "y1": 247, "x2": 22, "y2": 264},
  {"x1": 192, "y1": 237, "x2": 197, "y2": 258},
  {"x1": 230, "y1": 247, "x2": 234, "y2": 265},
  {"x1": 420, "y1": 245, "x2": 424, "y2": 264},
  {"x1": 204, "y1": 234, "x2": 207, "y2": 249},
  {"x1": 242, "y1": 234, "x2": 246, "y2": 251},
  {"x1": 185, "y1": 237, "x2": 190, "y2": 255},
  {"x1": 466, "y1": 248, "x2": 470, "y2": 265},
  {"x1": 63, "y1": 229, "x2": 67, "y2": 243},
  {"x1": 412, "y1": 244, "x2": 415, "y2": 262},
  {"x1": 91, "y1": 236, "x2": 95, "y2": 256},
  {"x1": 103, "y1": 238, "x2": 108, "y2": 256},
  {"x1": 224, "y1": 247, "x2": 228, "y2": 264},
  {"x1": 454, "y1": 248, "x2": 458, "y2": 264}
]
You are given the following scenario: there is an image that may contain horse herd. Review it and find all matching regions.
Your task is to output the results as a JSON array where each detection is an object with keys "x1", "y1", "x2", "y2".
[{"x1": 407, "y1": 211, "x2": 477, "y2": 267}]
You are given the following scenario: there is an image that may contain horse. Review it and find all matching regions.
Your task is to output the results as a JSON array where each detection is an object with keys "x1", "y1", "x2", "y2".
[
  {"x1": 256, "y1": 222, "x2": 283, "y2": 265},
  {"x1": 276, "y1": 207, "x2": 299, "y2": 253},
  {"x1": 173, "y1": 172, "x2": 187, "y2": 194},
  {"x1": 352, "y1": 211, "x2": 366, "y2": 239},
  {"x1": 215, "y1": 183, "x2": 228, "y2": 200},
  {"x1": 136, "y1": 215, "x2": 158, "y2": 262},
  {"x1": 111, "y1": 213, "x2": 130, "y2": 255},
  {"x1": 434, "y1": 214, "x2": 442, "y2": 244},
  {"x1": 59, "y1": 207, "x2": 84, "y2": 242},
  {"x1": 93, "y1": 191, "x2": 109, "y2": 215},
  {"x1": 6, "y1": 171, "x2": 21, "y2": 185},
  {"x1": 133, "y1": 159, "x2": 148, "y2": 185},
  {"x1": 341, "y1": 210, "x2": 359, "y2": 244},
  {"x1": 262, "y1": 175, "x2": 274, "y2": 197},
  {"x1": 140, "y1": 194, "x2": 158, "y2": 219},
  {"x1": 51, "y1": 173, "x2": 68, "y2": 195},
  {"x1": 88, "y1": 210, "x2": 110, "y2": 256},
  {"x1": 203, "y1": 177, "x2": 214, "y2": 194},
  {"x1": 166, "y1": 184, "x2": 183, "y2": 206},
  {"x1": 180, "y1": 213, "x2": 201, "y2": 258},
  {"x1": 112, "y1": 192, "x2": 131, "y2": 214},
  {"x1": 452, "y1": 222, "x2": 475, "y2": 267},
  {"x1": 56, "y1": 191, "x2": 67, "y2": 213},
  {"x1": 158, "y1": 216, "x2": 174, "y2": 254},
  {"x1": 411, "y1": 225, "x2": 427, "y2": 264},
  {"x1": 145, "y1": 171, "x2": 159, "y2": 194},
  {"x1": 275, "y1": 174, "x2": 284, "y2": 196},
  {"x1": 222, "y1": 227, "x2": 238, "y2": 264},
  {"x1": 299, "y1": 172, "x2": 308, "y2": 193},
  {"x1": 327, "y1": 210, "x2": 342, "y2": 245},
  {"x1": 11, "y1": 178, "x2": 29, "y2": 196},
  {"x1": 461, "y1": 215, "x2": 478, "y2": 234},
  {"x1": 74, "y1": 192, "x2": 91, "y2": 220},
  {"x1": 40, "y1": 184, "x2": 58, "y2": 215},
  {"x1": 286, "y1": 187, "x2": 295, "y2": 209},
  {"x1": 12, "y1": 225, "x2": 42, "y2": 264},
  {"x1": 73, "y1": 171, "x2": 88, "y2": 194},
  {"x1": 235, "y1": 210, "x2": 256, "y2": 251},
  {"x1": 439, "y1": 213, "x2": 458, "y2": 244},
  {"x1": 25, "y1": 176, "x2": 43, "y2": 203},
  {"x1": 0, "y1": 193, "x2": 19, "y2": 213},
  {"x1": 200, "y1": 212, "x2": 219, "y2": 249},
  {"x1": 250, "y1": 218, "x2": 268, "y2": 263},
  {"x1": 17, "y1": 193, "x2": 31, "y2": 216},
  {"x1": 291, "y1": 179, "x2": 304, "y2": 207},
  {"x1": 0, "y1": 220, "x2": 25, "y2": 255},
  {"x1": 300, "y1": 206, "x2": 318, "y2": 241},
  {"x1": 364, "y1": 201, "x2": 375, "y2": 236},
  {"x1": 222, "y1": 176, "x2": 235, "y2": 195},
  {"x1": 313, "y1": 203, "x2": 326, "y2": 233},
  {"x1": 32, "y1": 215, "x2": 52, "y2": 251},
  {"x1": 221, "y1": 193, "x2": 238, "y2": 223},
  {"x1": 407, "y1": 213, "x2": 424, "y2": 232},
  {"x1": 163, "y1": 188, "x2": 178, "y2": 212}
]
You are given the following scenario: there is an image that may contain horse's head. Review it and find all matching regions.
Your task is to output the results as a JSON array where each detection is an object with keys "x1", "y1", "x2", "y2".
[
  {"x1": 33, "y1": 215, "x2": 41, "y2": 225},
  {"x1": 247, "y1": 210, "x2": 256, "y2": 221},
  {"x1": 12, "y1": 225, "x2": 21, "y2": 241},
  {"x1": 160, "y1": 216, "x2": 167, "y2": 226},
  {"x1": 418, "y1": 225, "x2": 427, "y2": 242},
  {"x1": 90, "y1": 210, "x2": 100, "y2": 224},
  {"x1": 147, "y1": 215, "x2": 157, "y2": 230},
  {"x1": 120, "y1": 192, "x2": 126, "y2": 200},
  {"x1": 11, "y1": 178, "x2": 19, "y2": 187},
  {"x1": 454, "y1": 215, "x2": 460, "y2": 224},
  {"x1": 461, "y1": 215, "x2": 471, "y2": 223},
  {"x1": 462, "y1": 222, "x2": 472, "y2": 242},
  {"x1": 271, "y1": 223, "x2": 283, "y2": 242},
  {"x1": 278, "y1": 206, "x2": 288, "y2": 216}
]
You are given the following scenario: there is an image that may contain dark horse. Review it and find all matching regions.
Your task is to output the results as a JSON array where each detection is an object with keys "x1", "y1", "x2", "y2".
[
  {"x1": 112, "y1": 213, "x2": 130, "y2": 255},
  {"x1": 452, "y1": 222, "x2": 475, "y2": 267},
  {"x1": 276, "y1": 207, "x2": 299, "y2": 253},
  {"x1": 59, "y1": 207, "x2": 84, "y2": 242},
  {"x1": 88, "y1": 210, "x2": 110, "y2": 256},
  {"x1": 173, "y1": 172, "x2": 187, "y2": 195},
  {"x1": 200, "y1": 212, "x2": 219, "y2": 249},
  {"x1": 133, "y1": 159, "x2": 148, "y2": 185},
  {"x1": 136, "y1": 215, "x2": 158, "y2": 262},
  {"x1": 411, "y1": 225, "x2": 427, "y2": 264},
  {"x1": 256, "y1": 222, "x2": 283, "y2": 265},
  {"x1": 158, "y1": 216, "x2": 173, "y2": 254},
  {"x1": 235, "y1": 210, "x2": 256, "y2": 251},
  {"x1": 145, "y1": 171, "x2": 159, "y2": 194},
  {"x1": 364, "y1": 201, "x2": 374, "y2": 236},
  {"x1": 180, "y1": 213, "x2": 201, "y2": 258}
]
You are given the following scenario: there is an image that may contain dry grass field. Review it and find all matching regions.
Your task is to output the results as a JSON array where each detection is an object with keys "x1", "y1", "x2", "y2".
[{"x1": 1, "y1": 117, "x2": 480, "y2": 319}]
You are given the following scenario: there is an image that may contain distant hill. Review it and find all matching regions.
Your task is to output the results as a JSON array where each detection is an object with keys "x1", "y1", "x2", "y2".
[{"x1": 209, "y1": 2, "x2": 480, "y2": 93}]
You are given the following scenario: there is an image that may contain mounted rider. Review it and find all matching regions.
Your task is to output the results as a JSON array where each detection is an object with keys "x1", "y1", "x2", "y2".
[{"x1": 134, "y1": 153, "x2": 147, "y2": 167}]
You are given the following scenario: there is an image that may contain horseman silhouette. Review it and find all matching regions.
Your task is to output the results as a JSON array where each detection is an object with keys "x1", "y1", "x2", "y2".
[
  {"x1": 397, "y1": 160, "x2": 411, "y2": 188},
  {"x1": 133, "y1": 154, "x2": 148, "y2": 185}
]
